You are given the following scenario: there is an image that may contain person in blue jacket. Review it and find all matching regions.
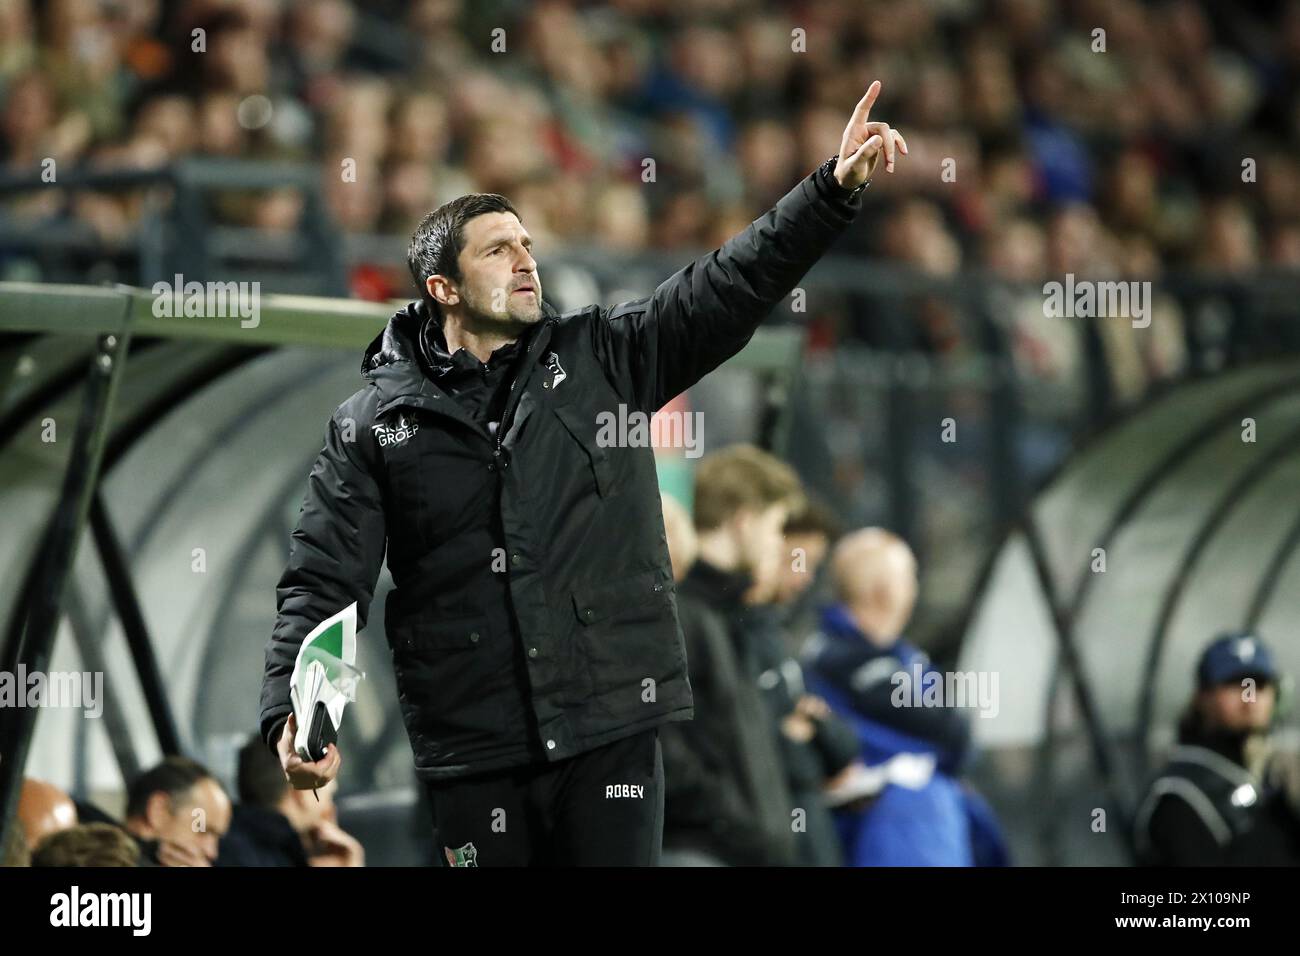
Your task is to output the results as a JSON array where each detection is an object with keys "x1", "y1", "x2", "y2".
[{"x1": 802, "y1": 528, "x2": 1008, "y2": 866}]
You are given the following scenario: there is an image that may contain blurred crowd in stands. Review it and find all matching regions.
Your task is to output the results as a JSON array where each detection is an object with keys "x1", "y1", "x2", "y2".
[
  {"x1": 5, "y1": 1, "x2": 1300, "y2": 532},
  {"x1": 5, "y1": 0, "x2": 1300, "y2": 558},
  {"x1": 2, "y1": 0, "x2": 1298, "y2": 295}
]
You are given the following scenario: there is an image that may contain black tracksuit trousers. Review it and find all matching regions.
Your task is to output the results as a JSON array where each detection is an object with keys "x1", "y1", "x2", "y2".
[{"x1": 426, "y1": 729, "x2": 663, "y2": 866}]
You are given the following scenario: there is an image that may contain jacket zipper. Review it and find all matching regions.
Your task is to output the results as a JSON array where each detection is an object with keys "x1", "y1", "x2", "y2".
[{"x1": 497, "y1": 324, "x2": 545, "y2": 458}]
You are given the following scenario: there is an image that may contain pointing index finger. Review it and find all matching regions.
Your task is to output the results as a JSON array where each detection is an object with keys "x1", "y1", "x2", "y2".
[{"x1": 850, "y1": 80, "x2": 882, "y2": 129}]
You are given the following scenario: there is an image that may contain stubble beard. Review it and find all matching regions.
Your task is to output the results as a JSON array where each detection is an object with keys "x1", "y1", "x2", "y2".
[{"x1": 460, "y1": 281, "x2": 543, "y2": 337}]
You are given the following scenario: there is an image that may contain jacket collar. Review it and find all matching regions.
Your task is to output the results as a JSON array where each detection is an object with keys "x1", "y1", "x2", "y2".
[
  {"x1": 818, "y1": 604, "x2": 901, "y2": 652},
  {"x1": 420, "y1": 306, "x2": 536, "y2": 378},
  {"x1": 1175, "y1": 721, "x2": 1258, "y2": 772},
  {"x1": 820, "y1": 603, "x2": 858, "y2": 637},
  {"x1": 682, "y1": 560, "x2": 753, "y2": 612},
  {"x1": 363, "y1": 298, "x2": 558, "y2": 417}
]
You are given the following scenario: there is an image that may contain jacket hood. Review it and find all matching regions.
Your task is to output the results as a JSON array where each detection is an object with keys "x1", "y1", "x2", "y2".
[
  {"x1": 361, "y1": 299, "x2": 428, "y2": 411},
  {"x1": 362, "y1": 299, "x2": 426, "y2": 375}
]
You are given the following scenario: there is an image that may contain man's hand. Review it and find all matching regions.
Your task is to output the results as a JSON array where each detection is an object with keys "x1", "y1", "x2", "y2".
[
  {"x1": 795, "y1": 694, "x2": 831, "y2": 722},
  {"x1": 824, "y1": 759, "x2": 866, "y2": 792},
  {"x1": 834, "y1": 79, "x2": 908, "y2": 189},
  {"x1": 277, "y1": 712, "x2": 342, "y2": 790},
  {"x1": 781, "y1": 712, "x2": 816, "y2": 743},
  {"x1": 307, "y1": 819, "x2": 365, "y2": 867},
  {"x1": 155, "y1": 838, "x2": 211, "y2": 868}
]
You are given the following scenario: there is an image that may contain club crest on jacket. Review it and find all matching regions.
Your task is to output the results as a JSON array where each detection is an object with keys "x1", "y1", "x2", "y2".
[
  {"x1": 541, "y1": 351, "x2": 566, "y2": 390},
  {"x1": 444, "y1": 842, "x2": 479, "y2": 866}
]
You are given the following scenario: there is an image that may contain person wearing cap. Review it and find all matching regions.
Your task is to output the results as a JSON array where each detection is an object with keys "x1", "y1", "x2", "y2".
[{"x1": 1134, "y1": 631, "x2": 1300, "y2": 865}]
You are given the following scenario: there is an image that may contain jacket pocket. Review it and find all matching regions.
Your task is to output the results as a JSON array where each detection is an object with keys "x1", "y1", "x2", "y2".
[
  {"x1": 390, "y1": 612, "x2": 508, "y2": 746},
  {"x1": 571, "y1": 568, "x2": 669, "y2": 626},
  {"x1": 571, "y1": 568, "x2": 677, "y2": 704},
  {"x1": 402, "y1": 613, "x2": 492, "y2": 653},
  {"x1": 553, "y1": 403, "x2": 617, "y2": 498}
]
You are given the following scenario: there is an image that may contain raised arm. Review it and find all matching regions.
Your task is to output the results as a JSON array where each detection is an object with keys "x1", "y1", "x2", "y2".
[{"x1": 590, "y1": 80, "x2": 907, "y2": 412}]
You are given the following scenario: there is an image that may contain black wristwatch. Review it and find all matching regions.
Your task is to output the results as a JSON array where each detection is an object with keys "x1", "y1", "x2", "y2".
[{"x1": 820, "y1": 155, "x2": 869, "y2": 203}]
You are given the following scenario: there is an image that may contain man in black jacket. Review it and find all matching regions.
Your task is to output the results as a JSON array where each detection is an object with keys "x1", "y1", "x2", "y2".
[
  {"x1": 660, "y1": 446, "x2": 805, "y2": 865},
  {"x1": 661, "y1": 446, "x2": 859, "y2": 866},
  {"x1": 1135, "y1": 632, "x2": 1300, "y2": 866},
  {"x1": 740, "y1": 601, "x2": 860, "y2": 866},
  {"x1": 260, "y1": 80, "x2": 907, "y2": 866}
]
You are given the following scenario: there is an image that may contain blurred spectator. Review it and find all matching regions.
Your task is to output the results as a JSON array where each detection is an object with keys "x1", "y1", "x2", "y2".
[
  {"x1": 591, "y1": 180, "x2": 652, "y2": 252},
  {"x1": 1198, "y1": 198, "x2": 1261, "y2": 275},
  {"x1": 660, "y1": 492, "x2": 697, "y2": 583},
  {"x1": 17, "y1": 777, "x2": 77, "y2": 852},
  {"x1": 217, "y1": 732, "x2": 364, "y2": 867},
  {"x1": 31, "y1": 822, "x2": 140, "y2": 867},
  {"x1": 660, "y1": 444, "x2": 803, "y2": 866},
  {"x1": 883, "y1": 199, "x2": 962, "y2": 277},
  {"x1": 1135, "y1": 631, "x2": 1300, "y2": 866},
  {"x1": 777, "y1": 497, "x2": 839, "y2": 606},
  {"x1": 776, "y1": 496, "x2": 842, "y2": 649},
  {"x1": 123, "y1": 755, "x2": 231, "y2": 867},
  {"x1": 738, "y1": 495, "x2": 860, "y2": 867},
  {"x1": 803, "y1": 528, "x2": 1007, "y2": 866}
]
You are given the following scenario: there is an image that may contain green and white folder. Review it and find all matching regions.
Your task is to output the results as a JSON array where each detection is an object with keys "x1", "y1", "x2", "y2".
[{"x1": 289, "y1": 602, "x2": 366, "y2": 761}]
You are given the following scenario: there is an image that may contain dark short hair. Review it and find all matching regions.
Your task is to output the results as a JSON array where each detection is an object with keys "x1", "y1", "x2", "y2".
[
  {"x1": 32, "y1": 823, "x2": 141, "y2": 867},
  {"x1": 784, "y1": 497, "x2": 842, "y2": 541},
  {"x1": 407, "y1": 193, "x2": 520, "y2": 300},
  {"x1": 125, "y1": 756, "x2": 220, "y2": 820},
  {"x1": 238, "y1": 732, "x2": 288, "y2": 808}
]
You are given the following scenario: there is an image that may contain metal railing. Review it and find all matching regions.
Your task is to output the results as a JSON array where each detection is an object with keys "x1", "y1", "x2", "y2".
[{"x1": 0, "y1": 159, "x2": 346, "y2": 296}]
